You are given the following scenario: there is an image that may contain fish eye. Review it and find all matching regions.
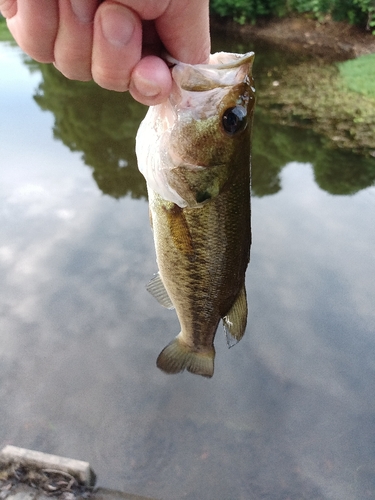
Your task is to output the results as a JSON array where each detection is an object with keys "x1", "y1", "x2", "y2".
[{"x1": 222, "y1": 106, "x2": 247, "y2": 135}]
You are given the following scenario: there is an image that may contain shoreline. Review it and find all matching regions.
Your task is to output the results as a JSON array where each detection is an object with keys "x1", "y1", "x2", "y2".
[
  {"x1": 211, "y1": 15, "x2": 375, "y2": 61},
  {"x1": 211, "y1": 15, "x2": 375, "y2": 157}
]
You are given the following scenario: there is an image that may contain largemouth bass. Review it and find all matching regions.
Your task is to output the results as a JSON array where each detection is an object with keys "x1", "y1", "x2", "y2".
[{"x1": 136, "y1": 51, "x2": 255, "y2": 378}]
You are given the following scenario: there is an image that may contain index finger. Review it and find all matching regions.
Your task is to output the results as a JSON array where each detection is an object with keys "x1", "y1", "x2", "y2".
[
  {"x1": 2, "y1": 0, "x2": 58, "y2": 62},
  {"x1": 114, "y1": 0, "x2": 210, "y2": 64},
  {"x1": 156, "y1": 0, "x2": 210, "y2": 64}
]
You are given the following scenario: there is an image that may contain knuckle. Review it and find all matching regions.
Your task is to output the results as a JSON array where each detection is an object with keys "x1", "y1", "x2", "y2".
[
  {"x1": 92, "y1": 70, "x2": 130, "y2": 92},
  {"x1": 0, "y1": 0, "x2": 17, "y2": 18}
]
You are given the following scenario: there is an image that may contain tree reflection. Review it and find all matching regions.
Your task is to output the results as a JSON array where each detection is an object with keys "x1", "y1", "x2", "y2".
[
  {"x1": 252, "y1": 111, "x2": 375, "y2": 196},
  {"x1": 29, "y1": 61, "x2": 375, "y2": 200},
  {"x1": 33, "y1": 62, "x2": 148, "y2": 200}
]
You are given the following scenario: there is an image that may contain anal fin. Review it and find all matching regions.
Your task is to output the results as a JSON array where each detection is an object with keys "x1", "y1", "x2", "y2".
[
  {"x1": 222, "y1": 284, "x2": 248, "y2": 348},
  {"x1": 146, "y1": 272, "x2": 174, "y2": 310}
]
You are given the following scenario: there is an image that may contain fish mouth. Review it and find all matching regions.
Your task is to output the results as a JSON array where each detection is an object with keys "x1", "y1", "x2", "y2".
[
  {"x1": 165, "y1": 51, "x2": 255, "y2": 71},
  {"x1": 177, "y1": 163, "x2": 226, "y2": 171},
  {"x1": 167, "y1": 51, "x2": 255, "y2": 93}
]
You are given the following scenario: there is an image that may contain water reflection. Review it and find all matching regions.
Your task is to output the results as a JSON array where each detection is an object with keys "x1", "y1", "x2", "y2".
[
  {"x1": 1, "y1": 41, "x2": 375, "y2": 500},
  {"x1": 253, "y1": 111, "x2": 375, "y2": 196},
  {"x1": 27, "y1": 60, "x2": 375, "y2": 200},
  {"x1": 29, "y1": 60, "x2": 147, "y2": 200}
]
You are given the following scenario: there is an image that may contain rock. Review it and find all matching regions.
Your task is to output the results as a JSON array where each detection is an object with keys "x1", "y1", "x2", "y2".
[{"x1": 0, "y1": 447, "x2": 95, "y2": 487}]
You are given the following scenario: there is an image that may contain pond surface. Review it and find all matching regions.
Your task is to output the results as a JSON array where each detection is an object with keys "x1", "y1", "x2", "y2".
[{"x1": 1, "y1": 35, "x2": 375, "y2": 500}]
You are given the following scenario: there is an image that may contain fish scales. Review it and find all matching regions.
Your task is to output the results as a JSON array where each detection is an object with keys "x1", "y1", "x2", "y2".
[
  {"x1": 151, "y1": 167, "x2": 251, "y2": 343},
  {"x1": 136, "y1": 51, "x2": 255, "y2": 377}
]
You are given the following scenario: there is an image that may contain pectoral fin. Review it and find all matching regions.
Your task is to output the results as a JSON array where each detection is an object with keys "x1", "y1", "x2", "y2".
[
  {"x1": 222, "y1": 285, "x2": 247, "y2": 348},
  {"x1": 146, "y1": 272, "x2": 174, "y2": 309},
  {"x1": 164, "y1": 203, "x2": 195, "y2": 260}
]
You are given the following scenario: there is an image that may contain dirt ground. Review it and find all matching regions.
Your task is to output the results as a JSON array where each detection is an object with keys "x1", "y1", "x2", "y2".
[{"x1": 211, "y1": 15, "x2": 375, "y2": 61}]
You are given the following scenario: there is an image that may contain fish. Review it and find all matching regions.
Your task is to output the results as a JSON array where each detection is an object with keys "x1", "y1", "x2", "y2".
[{"x1": 135, "y1": 51, "x2": 255, "y2": 378}]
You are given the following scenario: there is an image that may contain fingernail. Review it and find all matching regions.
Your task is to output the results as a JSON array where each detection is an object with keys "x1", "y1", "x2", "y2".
[
  {"x1": 70, "y1": 0, "x2": 96, "y2": 23},
  {"x1": 133, "y1": 75, "x2": 162, "y2": 97},
  {"x1": 101, "y1": 6, "x2": 135, "y2": 47}
]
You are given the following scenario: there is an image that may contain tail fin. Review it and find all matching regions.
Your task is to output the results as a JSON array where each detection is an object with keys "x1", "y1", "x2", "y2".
[{"x1": 156, "y1": 335, "x2": 215, "y2": 378}]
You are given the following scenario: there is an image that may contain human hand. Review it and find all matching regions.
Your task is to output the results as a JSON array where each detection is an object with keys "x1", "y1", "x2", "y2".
[{"x1": 0, "y1": 0, "x2": 210, "y2": 105}]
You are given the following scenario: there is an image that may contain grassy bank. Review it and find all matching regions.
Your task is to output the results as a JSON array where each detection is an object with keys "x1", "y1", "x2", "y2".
[{"x1": 338, "y1": 53, "x2": 375, "y2": 98}]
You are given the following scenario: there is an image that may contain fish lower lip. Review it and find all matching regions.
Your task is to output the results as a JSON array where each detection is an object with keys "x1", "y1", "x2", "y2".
[{"x1": 179, "y1": 163, "x2": 226, "y2": 170}]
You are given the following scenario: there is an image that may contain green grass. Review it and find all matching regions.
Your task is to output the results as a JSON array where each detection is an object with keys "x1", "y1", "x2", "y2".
[{"x1": 337, "y1": 54, "x2": 375, "y2": 99}]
